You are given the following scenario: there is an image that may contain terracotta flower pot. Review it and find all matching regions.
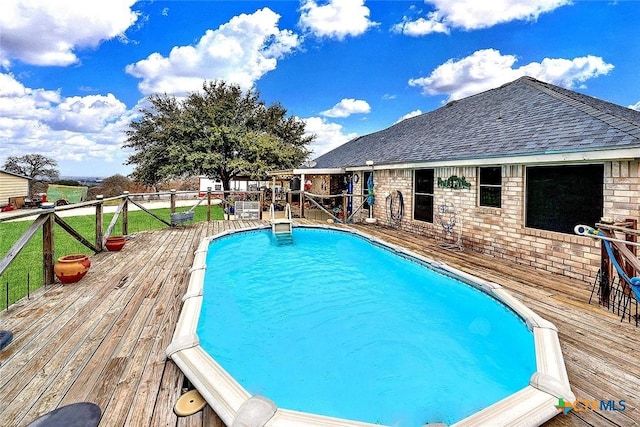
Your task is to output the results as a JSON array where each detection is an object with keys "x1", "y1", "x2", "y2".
[
  {"x1": 54, "y1": 254, "x2": 91, "y2": 284},
  {"x1": 105, "y1": 236, "x2": 126, "y2": 252}
]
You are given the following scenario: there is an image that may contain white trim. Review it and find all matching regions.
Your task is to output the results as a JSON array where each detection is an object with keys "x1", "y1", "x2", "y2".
[{"x1": 293, "y1": 168, "x2": 344, "y2": 175}]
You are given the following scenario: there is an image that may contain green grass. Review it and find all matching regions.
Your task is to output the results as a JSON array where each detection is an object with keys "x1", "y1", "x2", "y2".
[{"x1": 0, "y1": 205, "x2": 224, "y2": 310}]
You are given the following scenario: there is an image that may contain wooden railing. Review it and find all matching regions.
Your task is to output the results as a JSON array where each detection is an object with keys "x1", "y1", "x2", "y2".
[
  {"x1": 0, "y1": 189, "x2": 260, "y2": 310},
  {"x1": 285, "y1": 190, "x2": 368, "y2": 223}
]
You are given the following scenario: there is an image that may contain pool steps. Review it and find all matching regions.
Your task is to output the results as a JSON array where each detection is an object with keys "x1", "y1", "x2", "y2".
[{"x1": 270, "y1": 203, "x2": 293, "y2": 238}]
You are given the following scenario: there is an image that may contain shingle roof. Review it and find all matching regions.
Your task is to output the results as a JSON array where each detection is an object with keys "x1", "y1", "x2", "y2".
[{"x1": 313, "y1": 76, "x2": 640, "y2": 169}]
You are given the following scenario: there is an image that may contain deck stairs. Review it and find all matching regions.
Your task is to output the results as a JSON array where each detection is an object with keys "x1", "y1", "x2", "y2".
[{"x1": 270, "y1": 203, "x2": 293, "y2": 245}]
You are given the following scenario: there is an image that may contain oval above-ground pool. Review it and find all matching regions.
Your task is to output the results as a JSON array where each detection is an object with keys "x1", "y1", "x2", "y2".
[{"x1": 167, "y1": 225, "x2": 574, "y2": 427}]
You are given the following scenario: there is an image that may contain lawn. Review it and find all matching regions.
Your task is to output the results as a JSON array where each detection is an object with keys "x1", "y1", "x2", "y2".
[{"x1": 0, "y1": 205, "x2": 224, "y2": 310}]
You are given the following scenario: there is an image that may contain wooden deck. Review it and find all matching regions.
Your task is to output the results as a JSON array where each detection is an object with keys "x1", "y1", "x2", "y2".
[{"x1": 0, "y1": 220, "x2": 638, "y2": 426}]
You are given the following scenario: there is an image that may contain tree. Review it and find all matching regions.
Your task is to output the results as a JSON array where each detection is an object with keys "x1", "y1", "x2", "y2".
[
  {"x1": 124, "y1": 81, "x2": 312, "y2": 190},
  {"x1": 3, "y1": 154, "x2": 59, "y2": 181},
  {"x1": 124, "y1": 95, "x2": 181, "y2": 190}
]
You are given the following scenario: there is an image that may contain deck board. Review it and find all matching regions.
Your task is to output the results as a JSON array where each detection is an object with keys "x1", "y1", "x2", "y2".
[{"x1": 0, "y1": 220, "x2": 638, "y2": 426}]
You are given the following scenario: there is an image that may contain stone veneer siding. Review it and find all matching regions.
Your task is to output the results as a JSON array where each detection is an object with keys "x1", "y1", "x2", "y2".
[{"x1": 363, "y1": 161, "x2": 639, "y2": 284}]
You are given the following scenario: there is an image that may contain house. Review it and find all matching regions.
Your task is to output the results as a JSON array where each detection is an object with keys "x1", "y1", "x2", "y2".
[
  {"x1": 0, "y1": 169, "x2": 30, "y2": 209},
  {"x1": 306, "y1": 76, "x2": 640, "y2": 282}
]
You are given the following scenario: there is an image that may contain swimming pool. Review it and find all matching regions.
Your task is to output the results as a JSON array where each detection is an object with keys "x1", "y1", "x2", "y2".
[{"x1": 167, "y1": 225, "x2": 574, "y2": 426}]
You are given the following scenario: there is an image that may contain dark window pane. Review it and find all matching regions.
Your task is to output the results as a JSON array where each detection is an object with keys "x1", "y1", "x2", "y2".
[
  {"x1": 414, "y1": 194, "x2": 433, "y2": 222},
  {"x1": 526, "y1": 164, "x2": 603, "y2": 234},
  {"x1": 479, "y1": 166, "x2": 502, "y2": 207},
  {"x1": 415, "y1": 169, "x2": 434, "y2": 194},
  {"x1": 480, "y1": 186, "x2": 502, "y2": 208},
  {"x1": 480, "y1": 167, "x2": 501, "y2": 185}
]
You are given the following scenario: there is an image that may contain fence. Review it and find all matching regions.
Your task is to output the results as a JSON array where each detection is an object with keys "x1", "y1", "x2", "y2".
[{"x1": 0, "y1": 190, "x2": 238, "y2": 310}]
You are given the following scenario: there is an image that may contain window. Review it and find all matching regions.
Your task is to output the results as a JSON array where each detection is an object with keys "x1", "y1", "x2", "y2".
[
  {"x1": 414, "y1": 169, "x2": 434, "y2": 222},
  {"x1": 479, "y1": 166, "x2": 502, "y2": 208},
  {"x1": 526, "y1": 164, "x2": 603, "y2": 234}
]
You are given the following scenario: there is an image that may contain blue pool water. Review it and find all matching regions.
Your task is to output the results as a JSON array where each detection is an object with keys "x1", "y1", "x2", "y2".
[{"x1": 198, "y1": 228, "x2": 535, "y2": 426}]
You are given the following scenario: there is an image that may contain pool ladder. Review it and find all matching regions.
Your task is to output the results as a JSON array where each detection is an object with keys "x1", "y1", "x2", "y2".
[{"x1": 270, "y1": 203, "x2": 293, "y2": 244}]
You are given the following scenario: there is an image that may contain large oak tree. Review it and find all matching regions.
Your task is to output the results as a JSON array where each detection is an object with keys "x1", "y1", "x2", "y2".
[
  {"x1": 125, "y1": 81, "x2": 312, "y2": 190},
  {"x1": 3, "y1": 154, "x2": 59, "y2": 195},
  {"x1": 3, "y1": 154, "x2": 59, "y2": 181}
]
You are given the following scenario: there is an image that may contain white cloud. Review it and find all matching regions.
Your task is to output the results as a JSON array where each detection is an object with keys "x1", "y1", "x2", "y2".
[
  {"x1": 0, "y1": 73, "x2": 135, "y2": 174},
  {"x1": 299, "y1": 0, "x2": 378, "y2": 40},
  {"x1": 0, "y1": 0, "x2": 139, "y2": 67},
  {"x1": 393, "y1": 0, "x2": 570, "y2": 36},
  {"x1": 303, "y1": 117, "x2": 358, "y2": 158},
  {"x1": 408, "y1": 49, "x2": 614, "y2": 101},
  {"x1": 320, "y1": 99, "x2": 371, "y2": 118},
  {"x1": 630, "y1": 101, "x2": 640, "y2": 111},
  {"x1": 392, "y1": 13, "x2": 449, "y2": 36},
  {"x1": 126, "y1": 8, "x2": 300, "y2": 96},
  {"x1": 396, "y1": 110, "x2": 423, "y2": 123}
]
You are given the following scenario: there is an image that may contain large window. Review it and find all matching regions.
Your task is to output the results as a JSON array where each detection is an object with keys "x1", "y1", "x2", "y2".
[
  {"x1": 479, "y1": 166, "x2": 502, "y2": 208},
  {"x1": 414, "y1": 169, "x2": 434, "y2": 222},
  {"x1": 526, "y1": 164, "x2": 603, "y2": 234}
]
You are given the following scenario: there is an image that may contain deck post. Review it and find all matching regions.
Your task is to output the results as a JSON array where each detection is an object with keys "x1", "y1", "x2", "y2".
[
  {"x1": 95, "y1": 195, "x2": 104, "y2": 251},
  {"x1": 43, "y1": 211, "x2": 55, "y2": 286},
  {"x1": 170, "y1": 189, "x2": 176, "y2": 214},
  {"x1": 300, "y1": 173, "x2": 305, "y2": 219},
  {"x1": 207, "y1": 188, "x2": 212, "y2": 222},
  {"x1": 624, "y1": 218, "x2": 637, "y2": 278},
  {"x1": 343, "y1": 193, "x2": 348, "y2": 224},
  {"x1": 259, "y1": 189, "x2": 264, "y2": 220},
  {"x1": 122, "y1": 191, "x2": 129, "y2": 236}
]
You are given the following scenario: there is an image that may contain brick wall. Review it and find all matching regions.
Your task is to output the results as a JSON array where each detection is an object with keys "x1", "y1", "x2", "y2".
[{"x1": 364, "y1": 161, "x2": 640, "y2": 284}]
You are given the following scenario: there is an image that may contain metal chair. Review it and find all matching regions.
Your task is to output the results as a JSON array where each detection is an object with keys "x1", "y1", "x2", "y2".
[{"x1": 436, "y1": 202, "x2": 463, "y2": 251}]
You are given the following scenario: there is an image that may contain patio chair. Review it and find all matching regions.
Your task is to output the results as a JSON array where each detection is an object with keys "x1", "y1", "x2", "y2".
[
  {"x1": 599, "y1": 230, "x2": 640, "y2": 324},
  {"x1": 436, "y1": 202, "x2": 463, "y2": 251},
  {"x1": 25, "y1": 402, "x2": 101, "y2": 426},
  {"x1": 0, "y1": 330, "x2": 12, "y2": 351}
]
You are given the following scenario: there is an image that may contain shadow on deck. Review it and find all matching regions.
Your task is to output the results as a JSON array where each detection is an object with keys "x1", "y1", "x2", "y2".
[{"x1": 0, "y1": 220, "x2": 638, "y2": 426}]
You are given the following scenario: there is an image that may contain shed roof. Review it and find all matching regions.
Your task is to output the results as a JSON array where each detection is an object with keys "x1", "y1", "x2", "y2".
[
  {"x1": 312, "y1": 76, "x2": 640, "y2": 169},
  {"x1": 0, "y1": 169, "x2": 31, "y2": 180}
]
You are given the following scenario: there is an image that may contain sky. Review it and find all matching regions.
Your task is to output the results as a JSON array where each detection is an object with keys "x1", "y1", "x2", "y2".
[{"x1": 1, "y1": 0, "x2": 640, "y2": 178}]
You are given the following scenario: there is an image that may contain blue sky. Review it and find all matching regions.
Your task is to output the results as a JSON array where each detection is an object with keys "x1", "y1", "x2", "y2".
[{"x1": 1, "y1": 0, "x2": 639, "y2": 178}]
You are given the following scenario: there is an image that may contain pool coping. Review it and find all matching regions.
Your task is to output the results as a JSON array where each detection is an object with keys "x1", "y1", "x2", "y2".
[{"x1": 166, "y1": 224, "x2": 575, "y2": 427}]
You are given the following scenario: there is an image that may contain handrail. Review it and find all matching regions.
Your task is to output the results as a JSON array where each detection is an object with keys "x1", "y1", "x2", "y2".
[
  {"x1": 269, "y1": 203, "x2": 292, "y2": 222},
  {"x1": 285, "y1": 203, "x2": 292, "y2": 221}
]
